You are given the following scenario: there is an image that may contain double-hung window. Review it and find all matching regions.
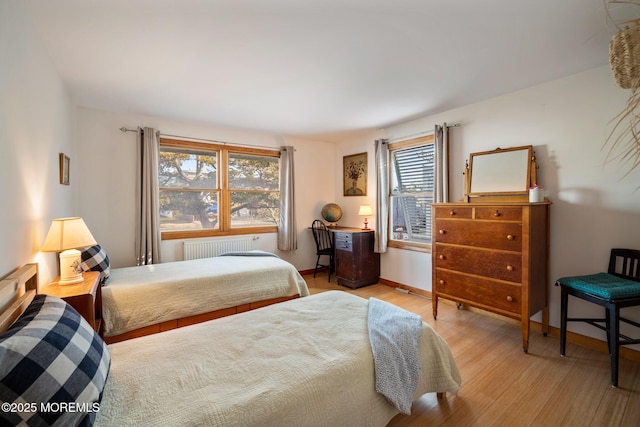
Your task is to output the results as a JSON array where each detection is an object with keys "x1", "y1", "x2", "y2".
[
  {"x1": 158, "y1": 138, "x2": 280, "y2": 240},
  {"x1": 388, "y1": 135, "x2": 435, "y2": 251}
]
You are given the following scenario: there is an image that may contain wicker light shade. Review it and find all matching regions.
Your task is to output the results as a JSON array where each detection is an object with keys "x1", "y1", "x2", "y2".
[{"x1": 610, "y1": 24, "x2": 640, "y2": 89}]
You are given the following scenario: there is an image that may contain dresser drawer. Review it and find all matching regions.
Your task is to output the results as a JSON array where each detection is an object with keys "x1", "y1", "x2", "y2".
[
  {"x1": 434, "y1": 206, "x2": 473, "y2": 219},
  {"x1": 334, "y1": 232, "x2": 352, "y2": 252},
  {"x1": 434, "y1": 219, "x2": 522, "y2": 252},
  {"x1": 434, "y1": 269, "x2": 522, "y2": 315},
  {"x1": 434, "y1": 244, "x2": 522, "y2": 283},
  {"x1": 474, "y1": 207, "x2": 522, "y2": 221}
]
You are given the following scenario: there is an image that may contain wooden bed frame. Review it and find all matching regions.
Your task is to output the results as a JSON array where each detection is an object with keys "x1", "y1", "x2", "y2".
[
  {"x1": 103, "y1": 294, "x2": 300, "y2": 344},
  {"x1": 0, "y1": 264, "x2": 38, "y2": 334}
]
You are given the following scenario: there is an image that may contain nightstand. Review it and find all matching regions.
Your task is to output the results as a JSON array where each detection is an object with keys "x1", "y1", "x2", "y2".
[{"x1": 41, "y1": 271, "x2": 103, "y2": 336}]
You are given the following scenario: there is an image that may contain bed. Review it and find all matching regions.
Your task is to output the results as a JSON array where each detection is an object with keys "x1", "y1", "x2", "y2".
[
  {"x1": 99, "y1": 252, "x2": 310, "y2": 343},
  {"x1": 0, "y1": 263, "x2": 461, "y2": 427}
]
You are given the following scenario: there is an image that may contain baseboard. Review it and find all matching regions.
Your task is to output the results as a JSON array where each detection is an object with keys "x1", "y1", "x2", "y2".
[{"x1": 378, "y1": 277, "x2": 640, "y2": 363}]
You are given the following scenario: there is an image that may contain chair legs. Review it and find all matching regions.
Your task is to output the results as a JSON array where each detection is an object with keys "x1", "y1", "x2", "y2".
[
  {"x1": 560, "y1": 286, "x2": 621, "y2": 387},
  {"x1": 313, "y1": 254, "x2": 334, "y2": 282}
]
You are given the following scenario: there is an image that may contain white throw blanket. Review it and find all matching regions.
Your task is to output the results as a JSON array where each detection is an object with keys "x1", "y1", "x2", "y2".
[
  {"x1": 102, "y1": 256, "x2": 309, "y2": 337},
  {"x1": 96, "y1": 291, "x2": 461, "y2": 427},
  {"x1": 368, "y1": 297, "x2": 422, "y2": 415}
]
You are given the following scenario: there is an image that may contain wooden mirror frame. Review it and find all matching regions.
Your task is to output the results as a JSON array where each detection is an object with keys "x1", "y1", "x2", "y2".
[{"x1": 464, "y1": 145, "x2": 537, "y2": 201}]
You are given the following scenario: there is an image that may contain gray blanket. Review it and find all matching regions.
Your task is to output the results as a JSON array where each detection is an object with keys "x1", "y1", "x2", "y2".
[
  {"x1": 367, "y1": 297, "x2": 422, "y2": 415},
  {"x1": 218, "y1": 250, "x2": 280, "y2": 258}
]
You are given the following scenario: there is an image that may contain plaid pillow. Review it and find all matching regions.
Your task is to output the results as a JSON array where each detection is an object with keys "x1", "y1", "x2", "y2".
[
  {"x1": 81, "y1": 245, "x2": 110, "y2": 285},
  {"x1": 0, "y1": 295, "x2": 110, "y2": 426}
]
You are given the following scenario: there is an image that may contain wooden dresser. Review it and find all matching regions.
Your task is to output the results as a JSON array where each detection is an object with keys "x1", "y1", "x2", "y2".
[
  {"x1": 332, "y1": 228, "x2": 380, "y2": 289},
  {"x1": 431, "y1": 201, "x2": 550, "y2": 352}
]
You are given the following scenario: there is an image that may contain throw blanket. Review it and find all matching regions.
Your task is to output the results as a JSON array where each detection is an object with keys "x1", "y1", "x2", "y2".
[
  {"x1": 218, "y1": 250, "x2": 280, "y2": 258},
  {"x1": 368, "y1": 297, "x2": 422, "y2": 414}
]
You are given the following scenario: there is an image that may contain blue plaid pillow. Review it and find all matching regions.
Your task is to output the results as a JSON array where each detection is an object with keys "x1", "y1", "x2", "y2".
[
  {"x1": 0, "y1": 295, "x2": 110, "y2": 426},
  {"x1": 81, "y1": 245, "x2": 110, "y2": 285}
]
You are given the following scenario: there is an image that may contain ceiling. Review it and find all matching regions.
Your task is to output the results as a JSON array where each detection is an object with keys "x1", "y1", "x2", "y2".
[{"x1": 23, "y1": 0, "x2": 637, "y2": 139}]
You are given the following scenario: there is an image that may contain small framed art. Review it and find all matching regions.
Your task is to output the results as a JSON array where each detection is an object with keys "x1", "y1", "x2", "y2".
[
  {"x1": 343, "y1": 152, "x2": 367, "y2": 196},
  {"x1": 59, "y1": 153, "x2": 70, "y2": 185}
]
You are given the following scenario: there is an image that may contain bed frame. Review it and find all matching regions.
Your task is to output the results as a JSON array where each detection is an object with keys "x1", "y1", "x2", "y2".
[
  {"x1": 103, "y1": 294, "x2": 299, "y2": 344},
  {"x1": 0, "y1": 264, "x2": 38, "y2": 334}
]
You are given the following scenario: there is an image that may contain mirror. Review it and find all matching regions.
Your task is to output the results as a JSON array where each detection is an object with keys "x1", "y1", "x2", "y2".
[{"x1": 466, "y1": 145, "x2": 534, "y2": 197}]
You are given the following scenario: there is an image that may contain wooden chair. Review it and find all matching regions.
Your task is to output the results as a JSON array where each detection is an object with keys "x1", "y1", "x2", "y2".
[
  {"x1": 311, "y1": 219, "x2": 334, "y2": 282},
  {"x1": 557, "y1": 248, "x2": 640, "y2": 387}
]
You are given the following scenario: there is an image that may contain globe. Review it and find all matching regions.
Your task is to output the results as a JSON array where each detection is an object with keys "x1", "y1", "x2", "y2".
[{"x1": 321, "y1": 203, "x2": 343, "y2": 223}]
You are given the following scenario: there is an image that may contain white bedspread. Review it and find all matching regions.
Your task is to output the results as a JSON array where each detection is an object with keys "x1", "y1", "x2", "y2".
[
  {"x1": 102, "y1": 256, "x2": 309, "y2": 337},
  {"x1": 96, "y1": 291, "x2": 461, "y2": 427}
]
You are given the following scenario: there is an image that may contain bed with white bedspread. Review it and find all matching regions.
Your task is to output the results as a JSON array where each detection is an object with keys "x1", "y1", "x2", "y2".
[
  {"x1": 96, "y1": 291, "x2": 461, "y2": 427},
  {"x1": 102, "y1": 254, "x2": 309, "y2": 342}
]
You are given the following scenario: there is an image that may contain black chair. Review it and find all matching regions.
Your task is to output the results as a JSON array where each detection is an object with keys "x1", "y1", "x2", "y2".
[
  {"x1": 311, "y1": 219, "x2": 334, "y2": 282},
  {"x1": 557, "y1": 248, "x2": 640, "y2": 387}
]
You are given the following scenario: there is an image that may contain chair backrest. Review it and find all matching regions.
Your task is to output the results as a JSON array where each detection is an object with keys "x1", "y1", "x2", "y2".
[
  {"x1": 608, "y1": 248, "x2": 640, "y2": 282},
  {"x1": 311, "y1": 220, "x2": 333, "y2": 252}
]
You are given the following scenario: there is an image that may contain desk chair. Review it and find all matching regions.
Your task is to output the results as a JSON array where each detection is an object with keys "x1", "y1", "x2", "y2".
[
  {"x1": 557, "y1": 248, "x2": 640, "y2": 387},
  {"x1": 311, "y1": 219, "x2": 334, "y2": 282}
]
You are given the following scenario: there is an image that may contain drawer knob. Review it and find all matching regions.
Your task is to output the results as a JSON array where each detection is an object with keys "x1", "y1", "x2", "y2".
[
  {"x1": 439, "y1": 229, "x2": 446, "y2": 234},
  {"x1": 494, "y1": 210, "x2": 501, "y2": 217},
  {"x1": 506, "y1": 265, "x2": 514, "y2": 271},
  {"x1": 449, "y1": 210, "x2": 456, "y2": 216},
  {"x1": 439, "y1": 254, "x2": 445, "y2": 260},
  {"x1": 506, "y1": 234, "x2": 514, "y2": 240},
  {"x1": 506, "y1": 296, "x2": 514, "y2": 302},
  {"x1": 439, "y1": 279, "x2": 445, "y2": 285}
]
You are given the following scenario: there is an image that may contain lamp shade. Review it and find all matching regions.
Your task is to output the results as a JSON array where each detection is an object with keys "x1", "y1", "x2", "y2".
[
  {"x1": 358, "y1": 205, "x2": 373, "y2": 216},
  {"x1": 42, "y1": 217, "x2": 97, "y2": 252}
]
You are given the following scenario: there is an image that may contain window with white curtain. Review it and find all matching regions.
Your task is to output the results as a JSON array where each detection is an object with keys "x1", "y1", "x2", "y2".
[{"x1": 388, "y1": 135, "x2": 435, "y2": 250}]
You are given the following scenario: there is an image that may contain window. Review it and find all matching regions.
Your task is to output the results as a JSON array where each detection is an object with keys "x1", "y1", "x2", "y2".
[
  {"x1": 158, "y1": 138, "x2": 280, "y2": 240},
  {"x1": 388, "y1": 135, "x2": 435, "y2": 251}
]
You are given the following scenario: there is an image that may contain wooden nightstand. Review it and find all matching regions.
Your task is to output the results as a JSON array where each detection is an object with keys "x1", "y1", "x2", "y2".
[{"x1": 41, "y1": 271, "x2": 103, "y2": 336}]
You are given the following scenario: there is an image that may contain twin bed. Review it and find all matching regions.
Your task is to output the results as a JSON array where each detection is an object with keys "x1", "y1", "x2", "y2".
[
  {"x1": 100, "y1": 253, "x2": 310, "y2": 342},
  {"x1": 0, "y1": 262, "x2": 461, "y2": 426}
]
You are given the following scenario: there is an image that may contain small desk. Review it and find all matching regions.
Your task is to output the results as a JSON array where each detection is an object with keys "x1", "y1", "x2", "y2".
[
  {"x1": 330, "y1": 228, "x2": 380, "y2": 289},
  {"x1": 40, "y1": 271, "x2": 103, "y2": 336}
]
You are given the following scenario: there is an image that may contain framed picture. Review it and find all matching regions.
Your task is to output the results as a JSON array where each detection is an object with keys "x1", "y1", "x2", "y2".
[
  {"x1": 343, "y1": 152, "x2": 367, "y2": 196},
  {"x1": 59, "y1": 153, "x2": 70, "y2": 185}
]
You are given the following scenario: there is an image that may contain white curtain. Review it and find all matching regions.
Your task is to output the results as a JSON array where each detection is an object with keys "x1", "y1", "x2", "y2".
[
  {"x1": 135, "y1": 127, "x2": 162, "y2": 265},
  {"x1": 277, "y1": 146, "x2": 297, "y2": 251},
  {"x1": 374, "y1": 139, "x2": 389, "y2": 253},
  {"x1": 434, "y1": 124, "x2": 450, "y2": 203}
]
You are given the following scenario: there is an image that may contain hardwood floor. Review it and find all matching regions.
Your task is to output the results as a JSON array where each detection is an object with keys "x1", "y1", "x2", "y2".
[{"x1": 304, "y1": 273, "x2": 640, "y2": 427}]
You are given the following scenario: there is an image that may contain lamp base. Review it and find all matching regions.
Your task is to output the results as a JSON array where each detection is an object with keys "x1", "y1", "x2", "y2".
[
  {"x1": 58, "y1": 249, "x2": 84, "y2": 286},
  {"x1": 362, "y1": 217, "x2": 370, "y2": 230}
]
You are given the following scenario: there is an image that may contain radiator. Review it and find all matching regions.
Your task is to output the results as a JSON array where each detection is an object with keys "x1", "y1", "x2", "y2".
[{"x1": 183, "y1": 237, "x2": 256, "y2": 260}]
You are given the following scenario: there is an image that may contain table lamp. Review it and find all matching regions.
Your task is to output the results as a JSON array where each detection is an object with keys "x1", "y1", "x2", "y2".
[
  {"x1": 42, "y1": 217, "x2": 97, "y2": 285},
  {"x1": 358, "y1": 205, "x2": 373, "y2": 230}
]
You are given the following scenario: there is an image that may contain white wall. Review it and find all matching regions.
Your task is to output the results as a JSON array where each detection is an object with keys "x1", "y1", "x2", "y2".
[
  {"x1": 0, "y1": 1, "x2": 76, "y2": 286},
  {"x1": 75, "y1": 108, "x2": 336, "y2": 270},
  {"x1": 341, "y1": 65, "x2": 640, "y2": 343}
]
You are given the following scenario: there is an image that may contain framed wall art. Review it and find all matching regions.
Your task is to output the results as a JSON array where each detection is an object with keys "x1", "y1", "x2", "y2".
[
  {"x1": 59, "y1": 153, "x2": 70, "y2": 185},
  {"x1": 343, "y1": 152, "x2": 367, "y2": 196}
]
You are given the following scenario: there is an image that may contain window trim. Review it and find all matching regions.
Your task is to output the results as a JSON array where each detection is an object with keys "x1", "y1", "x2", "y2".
[
  {"x1": 159, "y1": 138, "x2": 280, "y2": 240},
  {"x1": 387, "y1": 134, "x2": 434, "y2": 253}
]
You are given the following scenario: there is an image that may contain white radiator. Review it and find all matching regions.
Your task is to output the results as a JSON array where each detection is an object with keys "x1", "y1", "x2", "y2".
[{"x1": 183, "y1": 237, "x2": 256, "y2": 260}]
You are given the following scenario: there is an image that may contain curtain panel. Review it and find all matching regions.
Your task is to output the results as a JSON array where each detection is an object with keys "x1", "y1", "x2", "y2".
[
  {"x1": 277, "y1": 146, "x2": 297, "y2": 251},
  {"x1": 434, "y1": 124, "x2": 450, "y2": 203},
  {"x1": 135, "y1": 127, "x2": 162, "y2": 265},
  {"x1": 374, "y1": 139, "x2": 390, "y2": 253}
]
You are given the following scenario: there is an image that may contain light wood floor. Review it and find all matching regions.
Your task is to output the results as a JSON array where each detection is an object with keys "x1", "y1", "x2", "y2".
[{"x1": 304, "y1": 272, "x2": 640, "y2": 427}]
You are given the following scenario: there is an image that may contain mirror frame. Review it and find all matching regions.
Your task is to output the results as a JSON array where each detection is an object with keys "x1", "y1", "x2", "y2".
[{"x1": 466, "y1": 145, "x2": 534, "y2": 198}]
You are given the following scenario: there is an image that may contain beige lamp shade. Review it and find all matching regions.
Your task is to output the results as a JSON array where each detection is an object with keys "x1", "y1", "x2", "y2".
[
  {"x1": 358, "y1": 205, "x2": 373, "y2": 216},
  {"x1": 42, "y1": 217, "x2": 97, "y2": 252},
  {"x1": 42, "y1": 217, "x2": 96, "y2": 285}
]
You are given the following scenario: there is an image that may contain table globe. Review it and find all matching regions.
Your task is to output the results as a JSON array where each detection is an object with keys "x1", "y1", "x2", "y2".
[{"x1": 321, "y1": 203, "x2": 342, "y2": 224}]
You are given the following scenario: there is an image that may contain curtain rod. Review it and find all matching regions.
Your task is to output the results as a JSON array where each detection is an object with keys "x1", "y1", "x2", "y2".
[
  {"x1": 388, "y1": 123, "x2": 460, "y2": 143},
  {"x1": 119, "y1": 127, "x2": 287, "y2": 151}
]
